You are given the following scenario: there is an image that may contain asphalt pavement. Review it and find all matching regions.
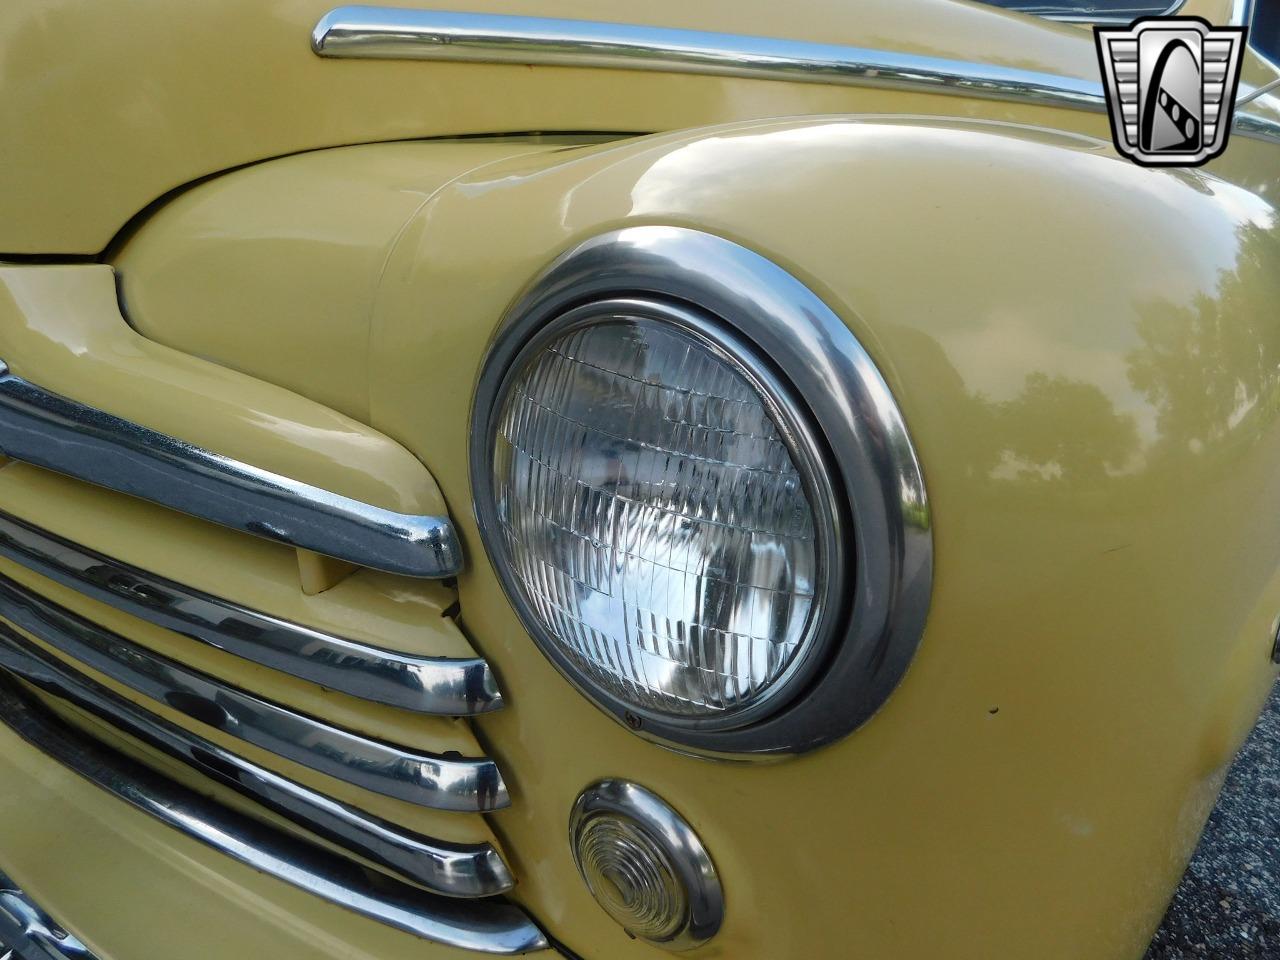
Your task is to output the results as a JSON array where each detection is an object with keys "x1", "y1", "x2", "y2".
[{"x1": 1145, "y1": 683, "x2": 1280, "y2": 958}]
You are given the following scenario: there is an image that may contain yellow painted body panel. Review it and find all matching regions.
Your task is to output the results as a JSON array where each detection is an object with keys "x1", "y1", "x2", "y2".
[
  {"x1": 0, "y1": 715, "x2": 527, "y2": 960},
  {"x1": 359, "y1": 120, "x2": 1278, "y2": 959},
  {"x1": 2, "y1": 0, "x2": 1279, "y2": 958},
  {"x1": 114, "y1": 141, "x2": 571, "y2": 423},
  {"x1": 0, "y1": 463, "x2": 476, "y2": 676},
  {"x1": 0, "y1": 462, "x2": 501, "y2": 843},
  {"x1": 2, "y1": 0, "x2": 1274, "y2": 254},
  {"x1": 0, "y1": 265, "x2": 445, "y2": 515}
]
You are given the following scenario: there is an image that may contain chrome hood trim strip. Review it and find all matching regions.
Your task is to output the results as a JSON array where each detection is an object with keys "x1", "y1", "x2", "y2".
[
  {"x1": 312, "y1": 6, "x2": 1106, "y2": 109},
  {"x1": 0, "y1": 622, "x2": 514, "y2": 898},
  {"x1": 0, "y1": 867, "x2": 97, "y2": 960},
  {"x1": 0, "y1": 676, "x2": 548, "y2": 954},
  {"x1": 0, "y1": 364, "x2": 461, "y2": 579},
  {"x1": 311, "y1": 6, "x2": 1280, "y2": 144},
  {"x1": 0, "y1": 512, "x2": 501, "y2": 716},
  {"x1": 0, "y1": 576, "x2": 509, "y2": 812}
]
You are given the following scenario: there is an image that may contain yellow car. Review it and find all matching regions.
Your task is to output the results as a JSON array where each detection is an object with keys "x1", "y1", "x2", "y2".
[{"x1": 0, "y1": 1, "x2": 1277, "y2": 958}]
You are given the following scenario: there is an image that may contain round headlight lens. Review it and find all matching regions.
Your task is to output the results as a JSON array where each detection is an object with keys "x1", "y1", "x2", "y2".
[{"x1": 488, "y1": 303, "x2": 838, "y2": 728}]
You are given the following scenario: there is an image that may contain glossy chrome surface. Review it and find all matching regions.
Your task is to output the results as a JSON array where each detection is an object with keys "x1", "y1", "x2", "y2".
[
  {"x1": 0, "y1": 868, "x2": 96, "y2": 960},
  {"x1": 473, "y1": 227, "x2": 932, "y2": 756},
  {"x1": 0, "y1": 675, "x2": 548, "y2": 955},
  {"x1": 0, "y1": 576, "x2": 508, "y2": 812},
  {"x1": 0, "y1": 512, "x2": 500, "y2": 716},
  {"x1": 0, "y1": 365, "x2": 460, "y2": 579},
  {"x1": 1240, "y1": 77, "x2": 1280, "y2": 105},
  {"x1": 313, "y1": 6, "x2": 1106, "y2": 108},
  {"x1": 0, "y1": 623, "x2": 512, "y2": 898},
  {"x1": 1234, "y1": 110, "x2": 1280, "y2": 141},
  {"x1": 311, "y1": 6, "x2": 1280, "y2": 144},
  {"x1": 485, "y1": 302, "x2": 844, "y2": 730},
  {"x1": 570, "y1": 779, "x2": 721, "y2": 950},
  {"x1": 989, "y1": 1, "x2": 1186, "y2": 24}
]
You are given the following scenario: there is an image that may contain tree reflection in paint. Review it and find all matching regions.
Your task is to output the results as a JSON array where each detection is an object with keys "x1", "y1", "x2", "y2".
[
  {"x1": 1127, "y1": 223, "x2": 1280, "y2": 462},
  {"x1": 992, "y1": 372, "x2": 1140, "y2": 484}
]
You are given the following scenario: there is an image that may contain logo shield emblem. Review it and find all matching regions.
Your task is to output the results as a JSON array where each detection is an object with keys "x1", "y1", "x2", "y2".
[{"x1": 1095, "y1": 17, "x2": 1247, "y2": 166}]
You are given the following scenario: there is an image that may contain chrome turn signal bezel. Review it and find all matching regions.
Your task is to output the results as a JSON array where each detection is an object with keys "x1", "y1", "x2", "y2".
[{"x1": 570, "y1": 779, "x2": 723, "y2": 951}]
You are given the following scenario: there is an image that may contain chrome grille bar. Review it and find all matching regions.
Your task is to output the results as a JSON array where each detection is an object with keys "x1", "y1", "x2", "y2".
[
  {"x1": 0, "y1": 363, "x2": 461, "y2": 579},
  {"x1": 0, "y1": 622, "x2": 513, "y2": 898},
  {"x1": 0, "y1": 676, "x2": 548, "y2": 955},
  {"x1": 0, "y1": 576, "x2": 509, "y2": 812},
  {"x1": 0, "y1": 867, "x2": 96, "y2": 960},
  {"x1": 0, "y1": 512, "x2": 501, "y2": 716}
]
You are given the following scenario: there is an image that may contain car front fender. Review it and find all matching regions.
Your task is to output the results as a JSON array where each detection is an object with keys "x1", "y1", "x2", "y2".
[{"x1": 361, "y1": 115, "x2": 1280, "y2": 960}]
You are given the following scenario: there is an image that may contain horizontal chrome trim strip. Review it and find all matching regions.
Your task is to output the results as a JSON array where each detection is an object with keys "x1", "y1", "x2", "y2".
[
  {"x1": 0, "y1": 676, "x2": 548, "y2": 955},
  {"x1": 0, "y1": 512, "x2": 501, "y2": 716},
  {"x1": 1235, "y1": 111, "x2": 1280, "y2": 142},
  {"x1": 0, "y1": 867, "x2": 97, "y2": 960},
  {"x1": 1025, "y1": 0, "x2": 1186, "y2": 23},
  {"x1": 313, "y1": 6, "x2": 1107, "y2": 109},
  {"x1": 0, "y1": 622, "x2": 513, "y2": 898},
  {"x1": 0, "y1": 363, "x2": 461, "y2": 579},
  {"x1": 311, "y1": 6, "x2": 1280, "y2": 144},
  {"x1": 1239, "y1": 77, "x2": 1280, "y2": 106},
  {"x1": 0, "y1": 575, "x2": 509, "y2": 812}
]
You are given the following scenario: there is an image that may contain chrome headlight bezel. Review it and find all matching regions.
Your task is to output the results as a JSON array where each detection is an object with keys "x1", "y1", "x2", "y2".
[{"x1": 471, "y1": 226, "x2": 932, "y2": 756}]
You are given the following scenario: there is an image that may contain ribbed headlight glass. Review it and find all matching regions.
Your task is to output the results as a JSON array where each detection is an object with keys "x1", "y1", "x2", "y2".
[{"x1": 489, "y1": 308, "x2": 834, "y2": 726}]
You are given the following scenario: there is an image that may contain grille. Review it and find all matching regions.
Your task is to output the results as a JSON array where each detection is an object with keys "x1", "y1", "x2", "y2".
[{"x1": 0, "y1": 507, "x2": 547, "y2": 955}]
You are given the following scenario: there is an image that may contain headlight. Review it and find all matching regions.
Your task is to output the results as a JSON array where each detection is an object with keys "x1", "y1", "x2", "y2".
[
  {"x1": 473, "y1": 227, "x2": 932, "y2": 756},
  {"x1": 488, "y1": 302, "x2": 841, "y2": 729}
]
